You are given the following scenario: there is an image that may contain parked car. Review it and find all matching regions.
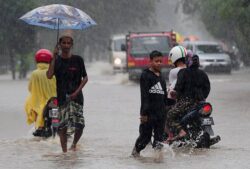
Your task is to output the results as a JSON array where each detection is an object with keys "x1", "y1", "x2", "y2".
[
  {"x1": 182, "y1": 41, "x2": 232, "y2": 73},
  {"x1": 108, "y1": 34, "x2": 126, "y2": 73}
]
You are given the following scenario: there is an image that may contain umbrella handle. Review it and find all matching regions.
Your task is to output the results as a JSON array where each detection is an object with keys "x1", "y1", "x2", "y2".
[{"x1": 56, "y1": 18, "x2": 59, "y2": 44}]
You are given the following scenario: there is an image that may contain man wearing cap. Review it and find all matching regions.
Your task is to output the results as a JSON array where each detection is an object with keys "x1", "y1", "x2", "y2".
[{"x1": 47, "y1": 33, "x2": 88, "y2": 152}]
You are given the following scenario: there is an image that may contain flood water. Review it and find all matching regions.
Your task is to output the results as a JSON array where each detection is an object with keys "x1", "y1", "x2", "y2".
[{"x1": 0, "y1": 63, "x2": 250, "y2": 169}]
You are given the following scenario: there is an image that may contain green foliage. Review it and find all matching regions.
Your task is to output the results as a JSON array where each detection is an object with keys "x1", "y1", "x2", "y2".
[
  {"x1": 74, "y1": 0, "x2": 157, "y2": 60},
  {"x1": 0, "y1": 0, "x2": 37, "y2": 78},
  {"x1": 37, "y1": 0, "x2": 157, "y2": 61},
  {"x1": 181, "y1": 0, "x2": 250, "y2": 65},
  {"x1": 0, "y1": 0, "x2": 36, "y2": 53},
  {"x1": 0, "y1": 0, "x2": 157, "y2": 70}
]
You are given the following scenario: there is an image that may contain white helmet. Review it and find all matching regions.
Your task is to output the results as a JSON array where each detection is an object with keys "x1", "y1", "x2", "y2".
[{"x1": 169, "y1": 45, "x2": 187, "y2": 64}]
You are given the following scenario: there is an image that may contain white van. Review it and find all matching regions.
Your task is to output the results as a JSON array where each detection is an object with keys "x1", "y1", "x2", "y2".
[
  {"x1": 182, "y1": 41, "x2": 232, "y2": 73},
  {"x1": 108, "y1": 34, "x2": 126, "y2": 73}
]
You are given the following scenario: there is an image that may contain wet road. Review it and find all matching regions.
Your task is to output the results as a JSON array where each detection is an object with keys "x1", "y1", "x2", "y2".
[{"x1": 0, "y1": 64, "x2": 250, "y2": 169}]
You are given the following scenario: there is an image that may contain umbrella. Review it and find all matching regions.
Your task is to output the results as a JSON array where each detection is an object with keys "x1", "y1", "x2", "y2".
[{"x1": 20, "y1": 4, "x2": 97, "y2": 42}]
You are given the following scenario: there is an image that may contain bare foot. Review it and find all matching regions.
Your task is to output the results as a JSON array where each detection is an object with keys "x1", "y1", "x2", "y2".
[
  {"x1": 178, "y1": 129, "x2": 187, "y2": 138},
  {"x1": 69, "y1": 144, "x2": 77, "y2": 151},
  {"x1": 165, "y1": 132, "x2": 174, "y2": 143},
  {"x1": 166, "y1": 137, "x2": 174, "y2": 144},
  {"x1": 166, "y1": 129, "x2": 187, "y2": 143}
]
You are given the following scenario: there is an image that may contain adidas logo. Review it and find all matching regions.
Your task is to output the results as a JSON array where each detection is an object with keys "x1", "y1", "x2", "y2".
[{"x1": 149, "y1": 82, "x2": 165, "y2": 95}]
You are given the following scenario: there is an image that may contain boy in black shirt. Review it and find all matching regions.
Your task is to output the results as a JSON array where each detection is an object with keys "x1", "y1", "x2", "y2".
[{"x1": 131, "y1": 50, "x2": 167, "y2": 157}]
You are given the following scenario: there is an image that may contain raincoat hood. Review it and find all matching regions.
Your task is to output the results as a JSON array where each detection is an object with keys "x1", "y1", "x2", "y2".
[{"x1": 36, "y1": 63, "x2": 50, "y2": 70}]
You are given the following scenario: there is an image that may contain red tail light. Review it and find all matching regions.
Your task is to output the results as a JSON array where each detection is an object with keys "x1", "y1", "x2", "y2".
[
  {"x1": 53, "y1": 99, "x2": 58, "y2": 106},
  {"x1": 200, "y1": 103, "x2": 212, "y2": 116}
]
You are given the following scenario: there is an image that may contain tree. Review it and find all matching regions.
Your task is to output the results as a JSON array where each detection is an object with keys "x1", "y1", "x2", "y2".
[
  {"x1": 200, "y1": 0, "x2": 250, "y2": 65},
  {"x1": 180, "y1": 0, "x2": 250, "y2": 66},
  {"x1": 0, "y1": 0, "x2": 37, "y2": 79},
  {"x1": 37, "y1": 0, "x2": 157, "y2": 61},
  {"x1": 0, "y1": 0, "x2": 157, "y2": 74}
]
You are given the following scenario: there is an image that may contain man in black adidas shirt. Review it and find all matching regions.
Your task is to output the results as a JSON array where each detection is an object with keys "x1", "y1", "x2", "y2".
[
  {"x1": 47, "y1": 33, "x2": 88, "y2": 152},
  {"x1": 132, "y1": 50, "x2": 167, "y2": 157}
]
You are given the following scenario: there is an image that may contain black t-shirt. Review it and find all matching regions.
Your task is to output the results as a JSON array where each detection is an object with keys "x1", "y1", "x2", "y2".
[
  {"x1": 175, "y1": 67, "x2": 210, "y2": 101},
  {"x1": 140, "y1": 68, "x2": 167, "y2": 119},
  {"x1": 54, "y1": 55, "x2": 87, "y2": 106}
]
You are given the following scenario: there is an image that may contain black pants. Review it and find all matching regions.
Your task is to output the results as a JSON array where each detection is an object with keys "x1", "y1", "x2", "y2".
[{"x1": 134, "y1": 118, "x2": 165, "y2": 152}]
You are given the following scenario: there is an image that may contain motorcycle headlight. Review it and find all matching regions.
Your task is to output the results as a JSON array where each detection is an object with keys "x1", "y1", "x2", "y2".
[
  {"x1": 200, "y1": 103, "x2": 212, "y2": 116},
  {"x1": 114, "y1": 58, "x2": 122, "y2": 65}
]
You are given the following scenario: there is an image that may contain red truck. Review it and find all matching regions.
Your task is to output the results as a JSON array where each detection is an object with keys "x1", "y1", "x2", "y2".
[{"x1": 123, "y1": 31, "x2": 177, "y2": 80}]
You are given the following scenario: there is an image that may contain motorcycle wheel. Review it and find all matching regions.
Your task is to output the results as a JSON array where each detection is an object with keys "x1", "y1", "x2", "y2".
[{"x1": 196, "y1": 132, "x2": 210, "y2": 148}]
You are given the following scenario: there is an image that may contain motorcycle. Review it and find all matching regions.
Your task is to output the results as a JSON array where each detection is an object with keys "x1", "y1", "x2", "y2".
[
  {"x1": 40, "y1": 97, "x2": 60, "y2": 138},
  {"x1": 34, "y1": 97, "x2": 74, "y2": 138},
  {"x1": 167, "y1": 101, "x2": 221, "y2": 148}
]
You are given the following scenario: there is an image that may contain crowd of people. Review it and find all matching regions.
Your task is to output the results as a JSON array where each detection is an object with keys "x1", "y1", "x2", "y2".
[
  {"x1": 131, "y1": 46, "x2": 210, "y2": 157},
  {"x1": 24, "y1": 33, "x2": 210, "y2": 155}
]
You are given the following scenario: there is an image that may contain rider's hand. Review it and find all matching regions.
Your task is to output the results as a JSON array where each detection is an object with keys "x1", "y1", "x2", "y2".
[
  {"x1": 178, "y1": 129, "x2": 187, "y2": 138},
  {"x1": 140, "y1": 115, "x2": 148, "y2": 123},
  {"x1": 170, "y1": 90, "x2": 176, "y2": 99}
]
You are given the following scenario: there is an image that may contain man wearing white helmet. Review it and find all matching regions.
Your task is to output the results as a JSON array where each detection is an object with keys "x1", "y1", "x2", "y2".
[
  {"x1": 166, "y1": 52, "x2": 210, "y2": 141},
  {"x1": 165, "y1": 46, "x2": 188, "y2": 140},
  {"x1": 167, "y1": 46, "x2": 188, "y2": 99}
]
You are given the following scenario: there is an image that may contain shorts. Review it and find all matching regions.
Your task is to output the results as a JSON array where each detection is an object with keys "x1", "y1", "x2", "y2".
[
  {"x1": 58, "y1": 101, "x2": 85, "y2": 130},
  {"x1": 166, "y1": 97, "x2": 195, "y2": 132}
]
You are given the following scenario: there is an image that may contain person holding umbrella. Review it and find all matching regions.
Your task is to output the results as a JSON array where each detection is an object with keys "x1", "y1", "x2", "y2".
[
  {"x1": 20, "y1": 3, "x2": 95, "y2": 152},
  {"x1": 47, "y1": 32, "x2": 88, "y2": 152}
]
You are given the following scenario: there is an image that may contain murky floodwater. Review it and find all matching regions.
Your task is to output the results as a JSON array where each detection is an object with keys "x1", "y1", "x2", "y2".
[{"x1": 0, "y1": 63, "x2": 250, "y2": 169}]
